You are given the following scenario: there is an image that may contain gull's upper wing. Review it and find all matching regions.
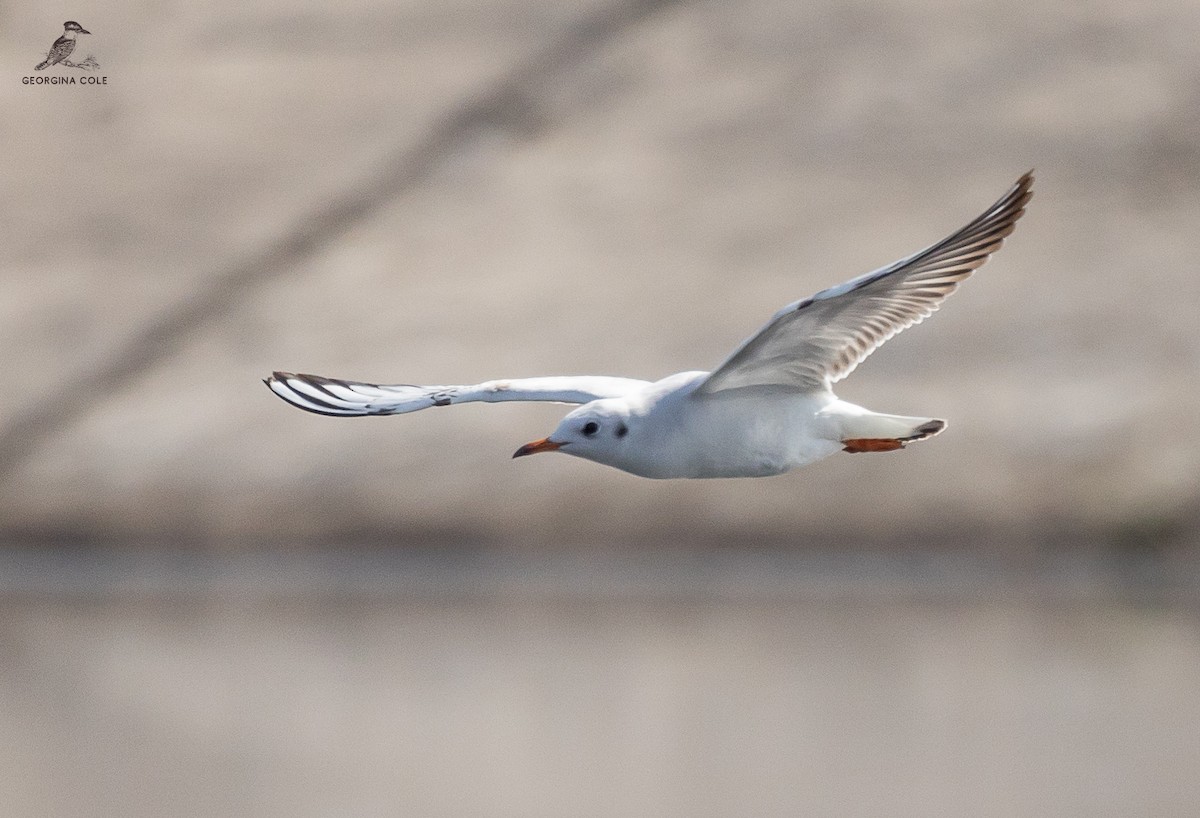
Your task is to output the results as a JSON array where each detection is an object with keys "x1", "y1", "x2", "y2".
[
  {"x1": 266, "y1": 372, "x2": 649, "y2": 417},
  {"x1": 695, "y1": 172, "x2": 1033, "y2": 396}
]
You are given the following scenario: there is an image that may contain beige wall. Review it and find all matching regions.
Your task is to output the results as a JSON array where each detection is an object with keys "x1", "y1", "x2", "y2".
[{"x1": 2, "y1": 0, "x2": 1198, "y2": 547}]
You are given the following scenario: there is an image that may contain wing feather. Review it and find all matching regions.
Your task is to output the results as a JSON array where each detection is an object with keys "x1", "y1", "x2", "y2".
[
  {"x1": 265, "y1": 372, "x2": 648, "y2": 417},
  {"x1": 695, "y1": 171, "x2": 1033, "y2": 395}
]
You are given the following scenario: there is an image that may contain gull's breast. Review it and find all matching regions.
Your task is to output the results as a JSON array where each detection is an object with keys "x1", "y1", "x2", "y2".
[{"x1": 629, "y1": 389, "x2": 842, "y2": 479}]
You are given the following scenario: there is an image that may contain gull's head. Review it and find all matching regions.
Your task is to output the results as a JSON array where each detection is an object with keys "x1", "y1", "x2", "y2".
[{"x1": 513, "y1": 400, "x2": 636, "y2": 467}]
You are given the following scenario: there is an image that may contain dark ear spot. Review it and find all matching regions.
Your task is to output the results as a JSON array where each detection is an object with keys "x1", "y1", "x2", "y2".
[{"x1": 615, "y1": 423, "x2": 628, "y2": 438}]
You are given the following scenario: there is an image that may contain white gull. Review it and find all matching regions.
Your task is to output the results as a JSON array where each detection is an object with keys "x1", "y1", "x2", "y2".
[{"x1": 267, "y1": 172, "x2": 1033, "y2": 479}]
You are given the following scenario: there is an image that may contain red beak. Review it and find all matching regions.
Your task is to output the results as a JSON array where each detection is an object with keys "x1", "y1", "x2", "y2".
[{"x1": 512, "y1": 437, "x2": 562, "y2": 458}]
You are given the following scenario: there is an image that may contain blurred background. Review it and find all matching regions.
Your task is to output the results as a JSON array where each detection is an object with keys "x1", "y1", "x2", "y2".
[{"x1": 2, "y1": 0, "x2": 1199, "y2": 815}]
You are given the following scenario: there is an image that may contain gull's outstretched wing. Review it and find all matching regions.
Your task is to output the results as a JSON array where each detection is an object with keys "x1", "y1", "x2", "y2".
[
  {"x1": 265, "y1": 372, "x2": 649, "y2": 417},
  {"x1": 695, "y1": 172, "x2": 1033, "y2": 396}
]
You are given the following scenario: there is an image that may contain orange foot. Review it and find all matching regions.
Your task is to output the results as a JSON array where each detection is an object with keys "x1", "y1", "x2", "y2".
[{"x1": 842, "y1": 438, "x2": 906, "y2": 454}]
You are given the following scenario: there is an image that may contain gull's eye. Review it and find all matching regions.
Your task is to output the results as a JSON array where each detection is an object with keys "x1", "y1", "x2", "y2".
[{"x1": 582, "y1": 421, "x2": 600, "y2": 437}]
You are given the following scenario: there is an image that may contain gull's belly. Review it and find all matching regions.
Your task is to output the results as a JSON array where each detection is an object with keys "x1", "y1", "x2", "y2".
[{"x1": 632, "y1": 392, "x2": 843, "y2": 479}]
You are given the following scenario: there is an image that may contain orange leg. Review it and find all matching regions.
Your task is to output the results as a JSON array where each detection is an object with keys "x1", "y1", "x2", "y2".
[{"x1": 842, "y1": 438, "x2": 906, "y2": 454}]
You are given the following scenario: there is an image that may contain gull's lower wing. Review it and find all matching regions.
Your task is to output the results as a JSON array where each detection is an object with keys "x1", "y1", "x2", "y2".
[
  {"x1": 265, "y1": 372, "x2": 650, "y2": 417},
  {"x1": 695, "y1": 171, "x2": 1033, "y2": 396}
]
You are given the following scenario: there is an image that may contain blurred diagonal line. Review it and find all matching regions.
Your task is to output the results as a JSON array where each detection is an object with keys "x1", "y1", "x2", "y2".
[{"x1": 0, "y1": 0, "x2": 684, "y2": 481}]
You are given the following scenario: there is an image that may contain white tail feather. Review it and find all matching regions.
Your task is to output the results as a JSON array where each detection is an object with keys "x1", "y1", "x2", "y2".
[{"x1": 840, "y1": 412, "x2": 946, "y2": 442}]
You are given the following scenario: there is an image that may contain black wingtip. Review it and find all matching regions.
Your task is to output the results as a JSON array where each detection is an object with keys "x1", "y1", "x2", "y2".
[
  {"x1": 1012, "y1": 170, "x2": 1035, "y2": 202},
  {"x1": 915, "y1": 419, "x2": 946, "y2": 437}
]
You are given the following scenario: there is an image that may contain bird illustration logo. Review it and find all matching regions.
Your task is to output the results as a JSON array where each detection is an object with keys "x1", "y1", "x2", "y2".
[{"x1": 35, "y1": 21, "x2": 98, "y2": 71}]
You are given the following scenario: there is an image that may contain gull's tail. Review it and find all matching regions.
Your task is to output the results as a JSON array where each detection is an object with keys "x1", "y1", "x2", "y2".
[
  {"x1": 840, "y1": 413, "x2": 946, "y2": 454},
  {"x1": 265, "y1": 372, "x2": 454, "y2": 417}
]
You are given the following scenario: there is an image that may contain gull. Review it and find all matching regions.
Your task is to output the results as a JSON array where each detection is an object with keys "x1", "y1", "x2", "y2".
[{"x1": 266, "y1": 172, "x2": 1032, "y2": 478}]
